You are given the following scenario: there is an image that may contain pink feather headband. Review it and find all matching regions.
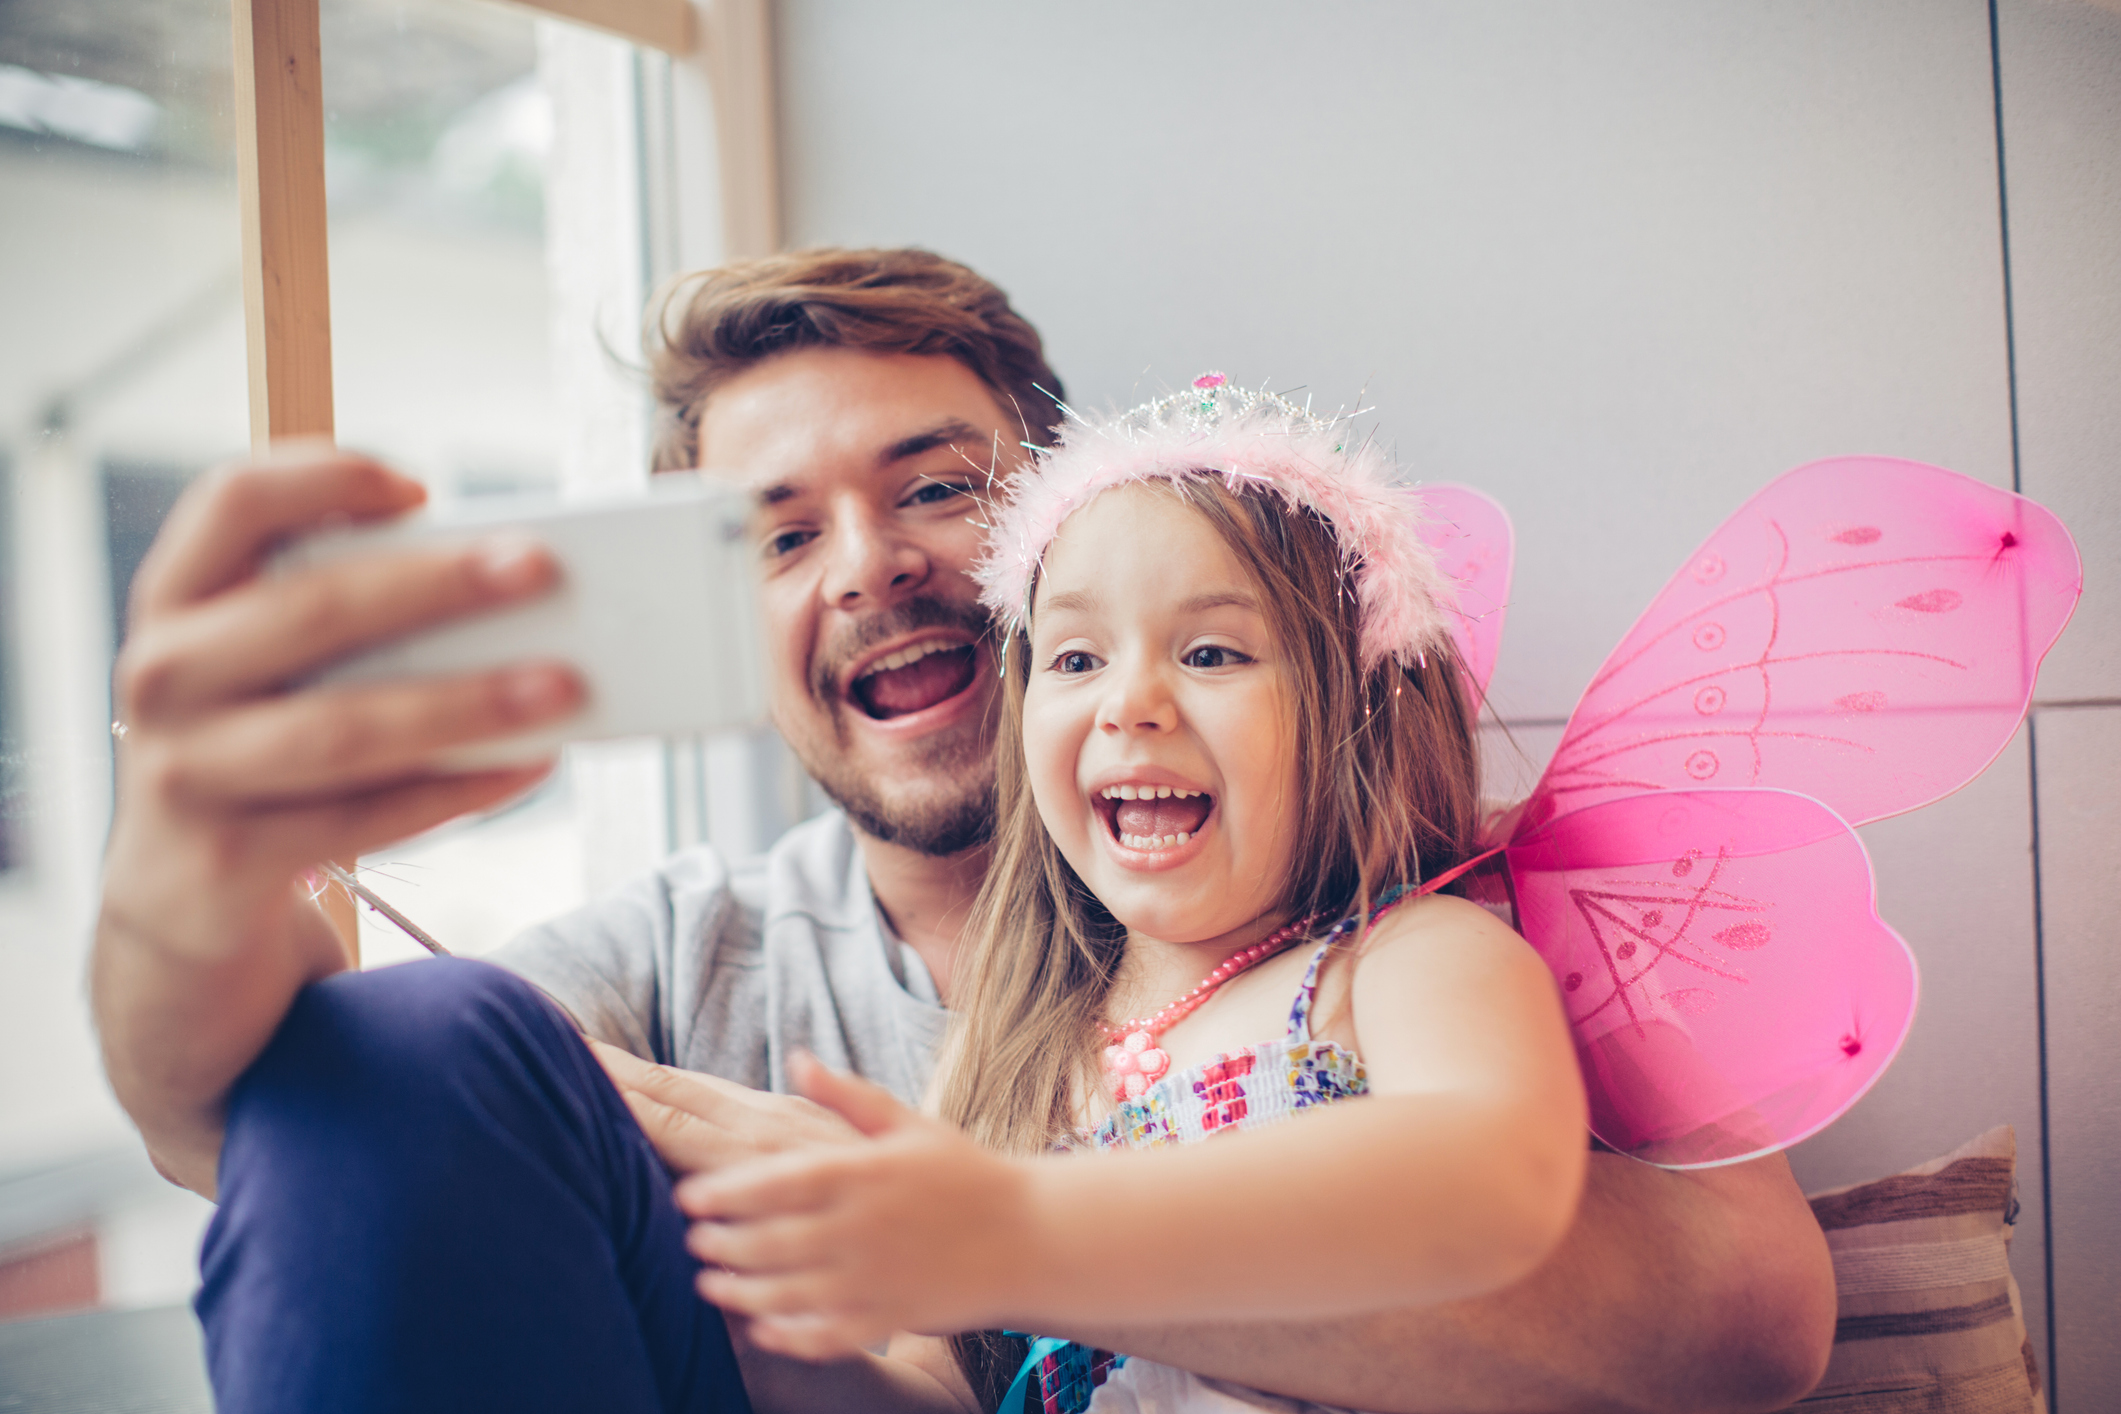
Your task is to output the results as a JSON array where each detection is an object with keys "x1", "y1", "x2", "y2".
[{"x1": 975, "y1": 374, "x2": 1455, "y2": 671}]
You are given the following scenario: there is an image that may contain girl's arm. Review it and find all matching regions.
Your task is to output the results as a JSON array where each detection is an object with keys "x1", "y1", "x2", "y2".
[{"x1": 680, "y1": 896, "x2": 1586, "y2": 1360}]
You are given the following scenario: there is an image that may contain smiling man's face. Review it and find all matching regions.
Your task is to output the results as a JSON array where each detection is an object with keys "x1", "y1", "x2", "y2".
[{"x1": 695, "y1": 346, "x2": 1028, "y2": 856}]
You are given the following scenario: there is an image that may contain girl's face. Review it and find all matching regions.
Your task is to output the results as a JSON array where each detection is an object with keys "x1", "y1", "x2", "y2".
[{"x1": 1022, "y1": 484, "x2": 1300, "y2": 946}]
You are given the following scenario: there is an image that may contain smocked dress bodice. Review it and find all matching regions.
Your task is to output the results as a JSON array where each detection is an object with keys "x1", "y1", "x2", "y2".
[{"x1": 1088, "y1": 938, "x2": 1368, "y2": 1152}]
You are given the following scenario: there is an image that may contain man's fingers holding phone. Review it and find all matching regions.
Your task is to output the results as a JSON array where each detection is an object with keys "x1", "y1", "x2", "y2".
[
  {"x1": 130, "y1": 443, "x2": 427, "y2": 616},
  {"x1": 269, "y1": 761, "x2": 559, "y2": 870},
  {"x1": 138, "y1": 660, "x2": 582, "y2": 805},
  {"x1": 118, "y1": 534, "x2": 560, "y2": 721}
]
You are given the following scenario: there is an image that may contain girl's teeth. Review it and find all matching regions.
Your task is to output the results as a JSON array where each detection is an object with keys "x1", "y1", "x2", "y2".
[
  {"x1": 1102, "y1": 785, "x2": 1203, "y2": 800},
  {"x1": 1119, "y1": 830, "x2": 1194, "y2": 850}
]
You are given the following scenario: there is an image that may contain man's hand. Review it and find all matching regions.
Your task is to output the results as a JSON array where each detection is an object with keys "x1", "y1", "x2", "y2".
[
  {"x1": 1053, "y1": 1149, "x2": 1835, "y2": 1414},
  {"x1": 92, "y1": 443, "x2": 584, "y2": 1196},
  {"x1": 674, "y1": 1054, "x2": 1030, "y2": 1361},
  {"x1": 590, "y1": 1040, "x2": 861, "y2": 1175}
]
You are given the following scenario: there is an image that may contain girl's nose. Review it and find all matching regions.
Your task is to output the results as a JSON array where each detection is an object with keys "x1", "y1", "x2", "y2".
[{"x1": 1098, "y1": 658, "x2": 1178, "y2": 735}]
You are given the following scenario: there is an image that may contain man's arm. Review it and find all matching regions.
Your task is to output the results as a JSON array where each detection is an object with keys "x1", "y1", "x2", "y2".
[
  {"x1": 1055, "y1": 1150, "x2": 1836, "y2": 1414},
  {"x1": 610, "y1": 1057, "x2": 1834, "y2": 1414},
  {"x1": 92, "y1": 446, "x2": 577, "y2": 1197}
]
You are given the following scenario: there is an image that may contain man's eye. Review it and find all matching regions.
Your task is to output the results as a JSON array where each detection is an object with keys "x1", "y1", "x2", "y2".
[
  {"x1": 766, "y1": 528, "x2": 816, "y2": 558},
  {"x1": 1051, "y1": 650, "x2": 1100, "y2": 674},
  {"x1": 1184, "y1": 645, "x2": 1245, "y2": 669},
  {"x1": 907, "y1": 481, "x2": 971, "y2": 506}
]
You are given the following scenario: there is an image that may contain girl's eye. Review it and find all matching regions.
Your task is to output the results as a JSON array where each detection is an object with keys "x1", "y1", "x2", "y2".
[
  {"x1": 1184, "y1": 645, "x2": 1248, "y2": 669},
  {"x1": 1051, "y1": 650, "x2": 1101, "y2": 674}
]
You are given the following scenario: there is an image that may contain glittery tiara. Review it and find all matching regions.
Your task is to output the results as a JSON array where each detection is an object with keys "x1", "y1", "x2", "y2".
[{"x1": 975, "y1": 373, "x2": 1456, "y2": 671}]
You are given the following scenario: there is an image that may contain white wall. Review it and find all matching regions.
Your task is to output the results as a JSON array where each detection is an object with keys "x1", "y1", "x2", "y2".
[
  {"x1": 1999, "y1": 2, "x2": 2121, "y2": 1406},
  {"x1": 772, "y1": 0, "x2": 2116, "y2": 1398}
]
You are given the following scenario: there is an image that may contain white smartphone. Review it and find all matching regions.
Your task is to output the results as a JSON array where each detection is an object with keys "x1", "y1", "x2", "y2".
[{"x1": 271, "y1": 480, "x2": 767, "y2": 767}]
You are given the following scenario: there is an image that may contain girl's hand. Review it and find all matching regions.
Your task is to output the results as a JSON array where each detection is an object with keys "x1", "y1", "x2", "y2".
[{"x1": 676, "y1": 1053, "x2": 1035, "y2": 1361}]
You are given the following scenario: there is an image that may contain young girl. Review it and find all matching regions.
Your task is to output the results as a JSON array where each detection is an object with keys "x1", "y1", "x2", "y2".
[{"x1": 679, "y1": 380, "x2": 1588, "y2": 1414}]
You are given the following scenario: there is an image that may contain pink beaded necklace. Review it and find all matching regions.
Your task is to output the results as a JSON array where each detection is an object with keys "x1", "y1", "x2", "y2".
[{"x1": 1099, "y1": 915, "x2": 1318, "y2": 1101}]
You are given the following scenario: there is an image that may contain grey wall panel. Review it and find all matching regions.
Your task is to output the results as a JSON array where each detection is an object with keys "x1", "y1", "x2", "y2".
[
  {"x1": 1787, "y1": 731, "x2": 2048, "y2": 1361},
  {"x1": 2001, "y1": 0, "x2": 2121, "y2": 705},
  {"x1": 2034, "y1": 707, "x2": 2121, "y2": 1409},
  {"x1": 777, "y1": 0, "x2": 2017, "y2": 723},
  {"x1": 1996, "y1": 6, "x2": 2121, "y2": 1405}
]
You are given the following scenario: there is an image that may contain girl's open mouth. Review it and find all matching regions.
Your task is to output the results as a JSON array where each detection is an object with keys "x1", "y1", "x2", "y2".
[{"x1": 1095, "y1": 784, "x2": 1214, "y2": 851}]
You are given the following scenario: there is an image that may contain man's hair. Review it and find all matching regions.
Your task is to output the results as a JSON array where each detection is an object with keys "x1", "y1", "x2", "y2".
[{"x1": 645, "y1": 247, "x2": 1067, "y2": 471}]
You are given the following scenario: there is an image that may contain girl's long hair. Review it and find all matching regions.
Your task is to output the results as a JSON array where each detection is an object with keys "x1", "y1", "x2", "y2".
[{"x1": 940, "y1": 478, "x2": 1484, "y2": 1404}]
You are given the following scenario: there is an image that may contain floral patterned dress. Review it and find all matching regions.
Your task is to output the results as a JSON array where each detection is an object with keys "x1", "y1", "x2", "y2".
[{"x1": 1005, "y1": 910, "x2": 1395, "y2": 1414}]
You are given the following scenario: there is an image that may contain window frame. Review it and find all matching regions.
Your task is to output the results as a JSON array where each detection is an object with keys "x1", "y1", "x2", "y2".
[{"x1": 230, "y1": 0, "x2": 778, "y2": 954}]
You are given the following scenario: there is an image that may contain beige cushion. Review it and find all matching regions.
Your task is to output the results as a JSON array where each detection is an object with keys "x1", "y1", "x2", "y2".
[{"x1": 1777, "y1": 1126, "x2": 2044, "y2": 1413}]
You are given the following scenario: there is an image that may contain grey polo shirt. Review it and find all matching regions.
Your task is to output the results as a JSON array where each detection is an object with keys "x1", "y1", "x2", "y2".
[{"x1": 491, "y1": 810, "x2": 950, "y2": 1107}]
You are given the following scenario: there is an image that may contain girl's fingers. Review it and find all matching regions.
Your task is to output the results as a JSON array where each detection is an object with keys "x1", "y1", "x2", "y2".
[
  {"x1": 696, "y1": 1266, "x2": 854, "y2": 1321},
  {"x1": 789, "y1": 1052, "x2": 916, "y2": 1138},
  {"x1": 132, "y1": 447, "x2": 425, "y2": 616},
  {"x1": 740, "y1": 1314, "x2": 878, "y2": 1364},
  {"x1": 119, "y1": 537, "x2": 558, "y2": 723},
  {"x1": 676, "y1": 1156, "x2": 838, "y2": 1221},
  {"x1": 148, "y1": 662, "x2": 581, "y2": 805},
  {"x1": 686, "y1": 1214, "x2": 829, "y2": 1273}
]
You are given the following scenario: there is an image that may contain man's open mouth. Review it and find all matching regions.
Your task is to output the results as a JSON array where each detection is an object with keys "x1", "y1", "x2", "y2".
[
  {"x1": 849, "y1": 639, "x2": 979, "y2": 720},
  {"x1": 1095, "y1": 784, "x2": 1214, "y2": 851}
]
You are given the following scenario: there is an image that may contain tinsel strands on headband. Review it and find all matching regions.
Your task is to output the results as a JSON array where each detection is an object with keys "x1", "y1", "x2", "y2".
[{"x1": 973, "y1": 374, "x2": 1458, "y2": 671}]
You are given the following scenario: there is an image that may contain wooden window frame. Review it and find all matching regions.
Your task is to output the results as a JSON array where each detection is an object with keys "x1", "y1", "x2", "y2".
[{"x1": 228, "y1": 0, "x2": 777, "y2": 954}]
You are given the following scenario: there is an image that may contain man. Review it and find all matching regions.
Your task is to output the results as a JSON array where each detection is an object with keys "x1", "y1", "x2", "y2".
[{"x1": 93, "y1": 247, "x2": 1835, "y2": 1412}]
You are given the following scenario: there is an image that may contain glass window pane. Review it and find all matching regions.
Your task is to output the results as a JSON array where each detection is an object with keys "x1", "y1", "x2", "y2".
[
  {"x1": 317, "y1": 1, "x2": 591, "y2": 969},
  {"x1": 322, "y1": 0, "x2": 558, "y2": 496}
]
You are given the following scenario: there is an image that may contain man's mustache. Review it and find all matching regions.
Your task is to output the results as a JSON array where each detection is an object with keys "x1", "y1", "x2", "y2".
[{"x1": 810, "y1": 597, "x2": 996, "y2": 704}]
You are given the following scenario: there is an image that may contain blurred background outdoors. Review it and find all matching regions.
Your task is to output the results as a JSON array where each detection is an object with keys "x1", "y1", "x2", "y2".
[
  {"x1": 0, "y1": 0, "x2": 826, "y2": 1324},
  {"x1": 0, "y1": 0, "x2": 2115, "y2": 1404}
]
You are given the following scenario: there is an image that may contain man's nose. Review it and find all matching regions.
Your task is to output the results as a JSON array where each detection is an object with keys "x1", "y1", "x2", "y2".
[{"x1": 819, "y1": 504, "x2": 930, "y2": 608}]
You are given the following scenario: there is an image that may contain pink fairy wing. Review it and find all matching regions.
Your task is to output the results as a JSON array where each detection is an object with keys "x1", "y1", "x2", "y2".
[
  {"x1": 1507, "y1": 788, "x2": 1917, "y2": 1168},
  {"x1": 1413, "y1": 484, "x2": 1513, "y2": 702},
  {"x1": 1525, "y1": 459, "x2": 2081, "y2": 830}
]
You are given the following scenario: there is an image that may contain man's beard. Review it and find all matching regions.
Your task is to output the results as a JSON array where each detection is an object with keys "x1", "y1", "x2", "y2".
[
  {"x1": 797, "y1": 596, "x2": 998, "y2": 858},
  {"x1": 812, "y1": 737, "x2": 996, "y2": 857}
]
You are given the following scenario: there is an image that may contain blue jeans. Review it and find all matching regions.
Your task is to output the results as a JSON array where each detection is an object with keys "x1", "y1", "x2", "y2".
[{"x1": 196, "y1": 957, "x2": 751, "y2": 1414}]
